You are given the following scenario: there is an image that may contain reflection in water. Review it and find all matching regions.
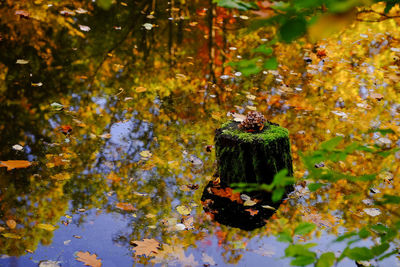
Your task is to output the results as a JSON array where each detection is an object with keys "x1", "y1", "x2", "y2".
[{"x1": 1, "y1": 0, "x2": 400, "y2": 266}]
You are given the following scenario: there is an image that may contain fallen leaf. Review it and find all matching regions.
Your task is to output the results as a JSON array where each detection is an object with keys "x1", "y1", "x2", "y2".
[
  {"x1": 98, "y1": 133, "x2": 111, "y2": 139},
  {"x1": 202, "y1": 252, "x2": 216, "y2": 266},
  {"x1": 182, "y1": 216, "x2": 194, "y2": 229},
  {"x1": 0, "y1": 160, "x2": 32, "y2": 171},
  {"x1": 15, "y1": 10, "x2": 30, "y2": 18},
  {"x1": 370, "y1": 93, "x2": 384, "y2": 101},
  {"x1": 6, "y1": 219, "x2": 16, "y2": 229},
  {"x1": 107, "y1": 172, "x2": 121, "y2": 182},
  {"x1": 211, "y1": 187, "x2": 243, "y2": 203},
  {"x1": 364, "y1": 208, "x2": 381, "y2": 217},
  {"x1": 2, "y1": 233, "x2": 21, "y2": 239},
  {"x1": 135, "y1": 86, "x2": 147, "y2": 93},
  {"x1": 37, "y1": 223, "x2": 56, "y2": 231},
  {"x1": 176, "y1": 205, "x2": 191, "y2": 216},
  {"x1": 116, "y1": 202, "x2": 136, "y2": 212},
  {"x1": 75, "y1": 251, "x2": 102, "y2": 267},
  {"x1": 59, "y1": 125, "x2": 72, "y2": 135},
  {"x1": 50, "y1": 102, "x2": 64, "y2": 111},
  {"x1": 12, "y1": 144, "x2": 24, "y2": 151},
  {"x1": 38, "y1": 260, "x2": 61, "y2": 267},
  {"x1": 16, "y1": 59, "x2": 29, "y2": 64},
  {"x1": 73, "y1": 235, "x2": 82, "y2": 239},
  {"x1": 131, "y1": 238, "x2": 160, "y2": 257},
  {"x1": 51, "y1": 172, "x2": 71, "y2": 180},
  {"x1": 232, "y1": 113, "x2": 246, "y2": 122},
  {"x1": 261, "y1": 205, "x2": 276, "y2": 210},
  {"x1": 31, "y1": 82, "x2": 43, "y2": 87},
  {"x1": 243, "y1": 199, "x2": 257, "y2": 206},
  {"x1": 245, "y1": 209, "x2": 259, "y2": 216},
  {"x1": 78, "y1": 25, "x2": 91, "y2": 32},
  {"x1": 0, "y1": 226, "x2": 5, "y2": 232},
  {"x1": 140, "y1": 150, "x2": 152, "y2": 158}
]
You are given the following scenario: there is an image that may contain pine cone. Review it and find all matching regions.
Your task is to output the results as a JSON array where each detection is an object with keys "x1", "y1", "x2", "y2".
[{"x1": 238, "y1": 111, "x2": 267, "y2": 132}]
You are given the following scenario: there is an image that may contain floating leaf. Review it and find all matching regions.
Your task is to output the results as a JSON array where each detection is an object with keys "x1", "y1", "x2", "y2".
[
  {"x1": 98, "y1": 133, "x2": 111, "y2": 139},
  {"x1": 176, "y1": 205, "x2": 191, "y2": 215},
  {"x1": 78, "y1": 25, "x2": 91, "y2": 32},
  {"x1": 6, "y1": 219, "x2": 16, "y2": 229},
  {"x1": 0, "y1": 160, "x2": 32, "y2": 171},
  {"x1": 143, "y1": 23, "x2": 153, "y2": 30},
  {"x1": 2, "y1": 233, "x2": 21, "y2": 239},
  {"x1": 316, "y1": 252, "x2": 335, "y2": 267},
  {"x1": 37, "y1": 223, "x2": 56, "y2": 231},
  {"x1": 364, "y1": 208, "x2": 381, "y2": 217},
  {"x1": 51, "y1": 172, "x2": 71, "y2": 180},
  {"x1": 131, "y1": 239, "x2": 160, "y2": 257},
  {"x1": 245, "y1": 209, "x2": 259, "y2": 216},
  {"x1": 243, "y1": 199, "x2": 257, "y2": 206},
  {"x1": 140, "y1": 150, "x2": 152, "y2": 158},
  {"x1": 75, "y1": 251, "x2": 102, "y2": 267},
  {"x1": 50, "y1": 102, "x2": 64, "y2": 111},
  {"x1": 16, "y1": 59, "x2": 29, "y2": 64},
  {"x1": 136, "y1": 86, "x2": 147, "y2": 92},
  {"x1": 12, "y1": 144, "x2": 23, "y2": 151},
  {"x1": 116, "y1": 202, "x2": 136, "y2": 211},
  {"x1": 38, "y1": 260, "x2": 61, "y2": 267}
]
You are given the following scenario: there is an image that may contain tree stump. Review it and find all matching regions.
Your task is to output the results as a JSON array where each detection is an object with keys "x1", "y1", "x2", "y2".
[{"x1": 215, "y1": 120, "x2": 293, "y2": 185}]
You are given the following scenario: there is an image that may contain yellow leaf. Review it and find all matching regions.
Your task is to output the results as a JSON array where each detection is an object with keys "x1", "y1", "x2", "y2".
[
  {"x1": 37, "y1": 223, "x2": 56, "y2": 231},
  {"x1": 140, "y1": 150, "x2": 152, "y2": 158},
  {"x1": 2, "y1": 233, "x2": 21, "y2": 239},
  {"x1": 176, "y1": 205, "x2": 191, "y2": 216},
  {"x1": 51, "y1": 172, "x2": 71, "y2": 180},
  {"x1": 135, "y1": 86, "x2": 147, "y2": 93}
]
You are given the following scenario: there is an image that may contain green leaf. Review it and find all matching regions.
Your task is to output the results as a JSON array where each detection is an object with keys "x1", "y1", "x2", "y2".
[
  {"x1": 50, "y1": 102, "x2": 64, "y2": 111},
  {"x1": 280, "y1": 17, "x2": 307, "y2": 43},
  {"x1": 278, "y1": 230, "x2": 293, "y2": 243},
  {"x1": 367, "y1": 128, "x2": 395, "y2": 135},
  {"x1": 371, "y1": 242, "x2": 389, "y2": 256},
  {"x1": 316, "y1": 252, "x2": 335, "y2": 267},
  {"x1": 97, "y1": 0, "x2": 113, "y2": 10},
  {"x1": 294, "y1": 222, "x2": 316, "y2": 235},
  {"x1": 335, "y1": 231, "x2": 357, "y2": 242},
  {"x1": 285, "y1": 243, "x2": 317, "y2": 257},
  {"x1": 308, "y1": 182, "x2": 324, "y2": 192},
  {"x1": 213, "y1": 0, "x2": 257, "y2": 11},
  {"x1": 272, "y1": 187, "x2": 285, "y2": 202},
  {"x1": 379, "y1": 194, "x2": 400, "y2": 204},
  {"x1": 252, "y1": 44, "x2": 273, "y2": 55},
  {"x1": 343, "y1": 247, "x2": 374, "y2": 261},
  {"x1": 378, "y1": 249, "x2": 398, "y2": 261},
  {"x1": 263, "y1": 57, "x2": 278, "y2": 69},
  {"x1": 370, "y1": 224, "x2": 389, "y2": 234},
  {"x1": 358, "y1": 227, "x2": 370, "y2": 239},
  {"x1": 291, "y1": 255, "x2": 316, "y2": 266},
  {"x1": 320, "y1": 136, "x2": 343, "y2": 150}
]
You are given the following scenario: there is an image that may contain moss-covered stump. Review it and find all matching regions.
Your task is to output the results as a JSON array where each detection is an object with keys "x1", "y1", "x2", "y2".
[{"x1": 215, "y1": 120, "x2": 293, "y2": 185}]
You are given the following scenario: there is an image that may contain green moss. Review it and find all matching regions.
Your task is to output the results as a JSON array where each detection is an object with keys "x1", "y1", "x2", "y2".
[{"x1": 221, "y1": 121, "x2": 289, "y2": 145}]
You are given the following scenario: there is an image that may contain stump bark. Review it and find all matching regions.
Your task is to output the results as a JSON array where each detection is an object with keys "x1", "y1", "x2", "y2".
[{"x1": 215, "y1": 120, "x2": 293, "y2": 185}]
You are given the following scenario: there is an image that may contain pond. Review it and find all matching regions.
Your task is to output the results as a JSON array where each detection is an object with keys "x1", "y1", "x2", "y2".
[{"x1": 1, "y1": 1, "x2": 400, "y2": 266}]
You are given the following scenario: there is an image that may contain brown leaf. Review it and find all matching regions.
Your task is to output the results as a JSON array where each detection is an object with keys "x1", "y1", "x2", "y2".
[
  {"x1": 6, "y1": 219, "x2": 16, "y2": 229},
  {"x1": 211, "y1": 187, "x2": 243, "y2": 204},
  {"x1": 116, "y1": 202, "x2": 136, "y2": 212},
  {"x1": 0, "y1": 160, "x2": 32, "y2": 171},
  {"x1": 131, "y1": 238, "x2": 160, "y2": 257},
  {"x1": 370, "y1": 93, "x2": 384, "y2": 101},
  {"x1": 75, "y1": 251, "x2": 102, "y2": 267}
]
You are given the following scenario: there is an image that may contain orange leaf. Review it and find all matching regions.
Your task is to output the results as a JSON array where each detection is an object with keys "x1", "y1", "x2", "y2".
[
  {"x1": 211, "y1": 187, "x2": 243, "y2": 204},
  {"x1": 59, "y1": 125, "x2": 72, "y2": 135},
  {"x1": 116, "y1": 202, "x2": 136, "y2": 211},
  {"x1": 245, "y1": 209, "x2": 259, "y2": 216},
  {"x1": 75, "y1": 251, "x2": 102, "y2": 267},
  {"x1": 132, "y1": 239, "x2": 160, "y2": 257},
  {"x1": 0, "y1": 160, "x2": 32, "y2": 171}
]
